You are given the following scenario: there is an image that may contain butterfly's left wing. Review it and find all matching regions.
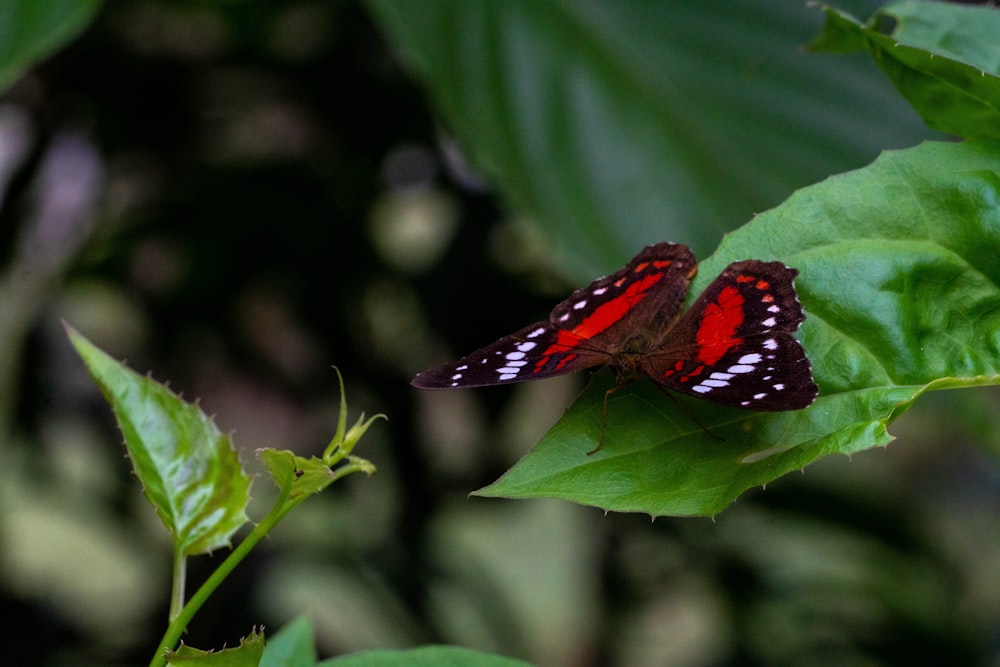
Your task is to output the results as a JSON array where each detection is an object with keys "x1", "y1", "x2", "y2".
[
  {"x1": 642, "y1": 260, "x2": 818, "y2": 410},
  {"x1": 412, "y1": 242, "x2": 697, "y2": 390},
  {"x1": 411, "y1": 321, "x2": 610, "y2": 388}
]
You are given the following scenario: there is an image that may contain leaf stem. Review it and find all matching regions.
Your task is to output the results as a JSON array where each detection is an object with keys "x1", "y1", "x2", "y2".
[{"x1": 168, "y1": 546, "x2": 186, "y2": 622}]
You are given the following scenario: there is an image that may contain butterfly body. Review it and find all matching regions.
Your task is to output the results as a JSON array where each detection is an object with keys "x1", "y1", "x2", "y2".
[{"x1": 412, "y1": 242, "x2": 818, "y2": 413}]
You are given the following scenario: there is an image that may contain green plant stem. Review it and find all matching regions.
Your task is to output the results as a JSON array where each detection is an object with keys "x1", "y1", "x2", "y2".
[
  {"x1": 147, "y1": 458, "x2": 371, "y2": 667},
  {"x1": 148, "y1": 482, "x2": 292, "y2": 667}
]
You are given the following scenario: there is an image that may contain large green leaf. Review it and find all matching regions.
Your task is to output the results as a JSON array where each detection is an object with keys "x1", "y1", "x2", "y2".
[
  {"x1": 66, "y1": 325, "x2": 251, "y2": 556},
  {"x1": 0, "y1": 0, "x2": 103, "y2": 93},
  {"x1": 477, "y1": 139, "x2": 1000, "y2": 516},
  {"x1": 812, "y1": 1, "x2": 1000, "y2": 140},
  {"x1": 367, "y1": 0, "x2": 930, "y2": 276}
]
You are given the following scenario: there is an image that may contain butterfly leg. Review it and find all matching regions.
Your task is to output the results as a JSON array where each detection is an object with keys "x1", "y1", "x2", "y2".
[{"x1": 586, "y1": 380, "x2": 635, "y2": 455}]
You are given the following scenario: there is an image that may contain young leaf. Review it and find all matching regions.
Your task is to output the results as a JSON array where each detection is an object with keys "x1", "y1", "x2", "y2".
[
  {"x1": 477, "y1": 139, "x2": 1000, "y2": 516},
  {"x1": 811, "y1": 2, "x2": 1000, "y2": 140},
  {"x1": 66, "y1": 324, "x2": 251, "y2": 556},
  {"x1": 257, "y1": 368, "x2": 378, "y2": 520}
]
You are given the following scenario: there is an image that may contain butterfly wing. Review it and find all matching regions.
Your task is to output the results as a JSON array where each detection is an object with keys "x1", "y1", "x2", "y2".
[
  {"x1": 412, "y1": 242, "x2": 698, "y2": 389},
  {"x1": 642, "y1": 260, "x2": 818, "y2": 410},
  {"x1": 410, "y1": 321, "x2": 608, "y2": 388}
]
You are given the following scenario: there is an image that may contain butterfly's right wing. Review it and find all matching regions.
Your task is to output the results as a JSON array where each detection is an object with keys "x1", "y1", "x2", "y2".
[{"x1": 643, "y1": 260, "x2": 818, "y2": 410}]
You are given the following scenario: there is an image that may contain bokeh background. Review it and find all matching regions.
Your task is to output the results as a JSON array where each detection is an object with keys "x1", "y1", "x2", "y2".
[{"x1": 3, "y1": 1, "x2": 1000, "y2": 665}]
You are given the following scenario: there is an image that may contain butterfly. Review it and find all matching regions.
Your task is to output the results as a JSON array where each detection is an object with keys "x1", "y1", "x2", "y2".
[{"x1": 412, "y1": 242, "x2": 817, "y2": 445}]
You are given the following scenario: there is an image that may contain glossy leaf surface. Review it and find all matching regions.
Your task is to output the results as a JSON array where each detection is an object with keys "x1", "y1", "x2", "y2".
[{"x1": 478, "y1": 140, "x2": 1000, "y2": 516}]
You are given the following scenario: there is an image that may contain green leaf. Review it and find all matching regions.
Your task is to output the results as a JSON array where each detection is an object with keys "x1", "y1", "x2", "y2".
[
  {"x1": 166, "y1": 628, "x2": 265, "y2": 666},
  {"x1": 477, "y1": 139, "x2": 1000, "y2": 516},
  {"x1": 0, "y1": 0, "x2": 103, "y2": 94},
  {"x1": 66, "y1": 324, "x2": 251, "y2": 556},
  {"x1": 260, "y1": 616, "x2": 316, "y2": 667},
  {"x1": 811, "y1": 2, "x2": 1000, "y2": 140},
  {"x1": 324, "y1": 645, "x2": 535, "y2": 667},
  {"x1": 366, "y1": 0, "x2": 930, "y2": 275}
]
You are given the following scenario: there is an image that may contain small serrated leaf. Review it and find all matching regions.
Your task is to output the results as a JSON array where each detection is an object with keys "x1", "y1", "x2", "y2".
[
  {"x1": 166, "y1": 628, "x2": 265, "y2": 666},
  {"x1": 66, "y1": 324, "x2": 251, "y2": 556}
]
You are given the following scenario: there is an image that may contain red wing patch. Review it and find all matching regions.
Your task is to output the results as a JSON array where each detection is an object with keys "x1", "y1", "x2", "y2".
[{"x1": 695, "y1": 284, "x2": 745, "y2": 365}]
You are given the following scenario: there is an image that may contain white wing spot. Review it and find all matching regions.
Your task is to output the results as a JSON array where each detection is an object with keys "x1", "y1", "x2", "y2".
[
  {"x1": 527, "y1": 328, "x2": 546, "y2": 338},
  {"x1": 740, "y1": 400, "x2": 751, "y2": 406},
  {"x1": 506, "y1": 351, "x2": 525, "y2": 361},
  {"x1": 710, "y1": 372, "x2": 734, "y2": 380},
  {"x1": 517, "y1": 341, "x2": 537, "y2": 352},
  {"x1": 558, "y1": 313, "x2": 571, "y2": 322},
  {"x1": 767, "y1": 305, "x2": 780, "y2": 313},
  {"x1": 727, "y1": 364, "x2": 755, "y2": 374},
  {"x1": 504, "y1": 360, "x2": 527, "y2": 367},
  {"x1": 498, "y1": 373, "x2": 517, "y2": 381},
  {"x1": 754, "y1": 392, "x2": 767, "y2": 400},
  {"x1": 762, "y1": 317, "x2": 777, "y2": 327},
  {"x1": 451, "y1": 373, "x2": 463, "y2": 381},
  {"x1": 456, "y1": 364, "x2": 469, "y2": 370},
  {"x1": 692, "y1": 385, "x2": 712, "y2": 394},
  {"x1": 763, "y1": 339, "x2": 778, "y2": 350},
  {"x1": 497, "y1": 367, "x2": 522, "y2": 375},
  {"x1": 738, "y1": 353, "x2": 762, "y2": 365},
  {"x1": 592, "y1": 287, "x2": 608, "y2": 295},
  {"x1": 573, "y1": 300, "x2": 587, "y2": 310},
  {"x1": 700, "y1": 379, "x2": 729, "y2": 388},
  {"x1": 773, "y1": 383, "x2": 785, "y2": 391}
]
